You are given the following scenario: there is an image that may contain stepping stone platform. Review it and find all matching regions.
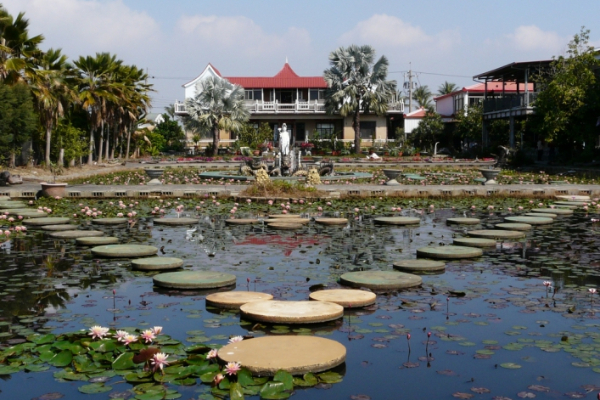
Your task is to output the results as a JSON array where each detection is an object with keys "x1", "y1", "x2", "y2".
[
  {"x1": 153, "y1": 270, "x2": 236, "y2": 289},
  {"x1": 76, "y1": 236, "x2": 119, "y2": 246},
  {"x1": 23, "y1": 217, "x2": 70, "y2": 226},
  {"x1": 0, "y1": 202, "x2": 27, "y2": 209},
  {"x1": 453, "y1": 237, "x2": 497, "y2": 248},
  {"x1": 0, "y1": 196, "x2": 10, "y2": 201},
  {"x1": 556, "y1": 195, "x2": 590, "y2": 201},
  {"x1": 224, "y1": 219, "x2": 259, "y2": 225},
  {"x1": 92, "y1": 218, "x2": 129, "y2": 225},
  {"x1": 525, "y1": 212, "x2": 556, "y2": 218},
  {"x1": 2, "y1": 209, "x2": 42, "y2": 215},
  {"x1": 446, "y1": 217, "x2": 481, "y2": 225},
  {"x1": 41, "y1": 224, "x2": 79, "y2": 231},
  {"x1": 131, "y1": 257, "x2": 184, "y2": 271},
  {"x1": 268, "y1": 214, "x2": 301, "y2": 219},
  {"x1": 315, "y1": 218, "x2": 348, "y2": 226},
  {"x1": 267, "y1": 222, "x2": 303, "y2": 230},
  {"x1": 49, "y1": 230, "x2": 104, "y2": 239},
  {"x1": 554, "y1": 201, "x2": 587, "y2": 207},
  {"x1": 340, "y1": 270, "x2": 422, "y2": 290},
  {"x1": 240, "y1": 300, "x2": 343, "y2": 324},
  {"x1": 374, "y1": 217, "x2": 421, "y2": 225},
  {"x1": 495, "y1": 223, "x2": 532, "y2": 231},
  {"x1": 91, "y1": 244, "x2": 158, "y2": 258},
  {"x1": 467, "y1": 229, "x2": 525, "y2": 239},
  {"x1": 218, "y1": 336, "x2": 346, "y2": 376},
  {"x1": 309, "y1": 289, "x2": 376, "y2": 308},
  {"x1": 206, "y1": 291, "x2": 273, "y2": 309},
  {"x1": 417, "y1": 245, "x2": 482, "y2": 260},
  {"x1": 531, "y1": 208, "x2": 573, "y2": 215},
  {"x1": 265, "y1": 218, "x2": 309, "y2": 225},
  {"x1": 16, "y1": 211, "x2": 48, "y2": 218},
  {"x1": 393, "y1": 259, "x2": 446, "y2": 272},
  {"x1": 505, "y1": 216, "x2": 553, "y2": 225},
  {"x1": 153, "y1": 217, "x2": 199, "y2": 226}
]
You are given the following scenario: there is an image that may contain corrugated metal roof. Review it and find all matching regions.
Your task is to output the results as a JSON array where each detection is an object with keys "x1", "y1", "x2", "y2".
[
  {"x1": 226, "y1": 63, "x2": 327, "y2": 89},
  {"x1": 434, "y1": 82, "x2": 534, "y2": 101}
]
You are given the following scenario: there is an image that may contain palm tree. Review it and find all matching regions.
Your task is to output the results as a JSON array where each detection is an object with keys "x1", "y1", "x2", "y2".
[
  {"x1": 323, "y1": 45, "x2": 396, "y2": 154},
  {"x1": 412, "y1": 85, "x2": 433, "y2": 110},
  {"x1": 185, "y1": 76, "x2": 249, "y2": 156},
  {"x1": 437, "y1": 81, "x2": 458, "y2": 96},
  {"x1": 28, "y1": 48, "x2": 76, "y2": 166}
]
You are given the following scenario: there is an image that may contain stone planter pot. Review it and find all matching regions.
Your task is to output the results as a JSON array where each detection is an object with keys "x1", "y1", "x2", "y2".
[
  {"x1": 41, "y1": 182, "x2": 68, "y2": 198},
  {"x1": 479, "y1": 168, "x2": 501, "y2": 185},
  {"x1": 382, "y1": 169, "x2": 402, "y2": 186},
  {"x1": 145, "y1": 168, "x2": 165, "y2": 185},
  {"x1": 312, "y1": 156, "x2": 323, "y2": 163}
]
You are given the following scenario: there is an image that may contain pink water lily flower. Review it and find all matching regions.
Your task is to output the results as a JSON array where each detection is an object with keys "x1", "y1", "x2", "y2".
[
  {"x1": 589, "y1": 288, "x2": 597, "y2": 294},
  {"x1": 114, "y1": 330, "x2": 128, "y2": 342},
  {"x1": 123, "y1": 334, "x2": 138, "y2": 345},
  {"x1": 207, "y1": 349, "x2": 218, "y2": 359},
  {"x1": 89, "y1": 325, "x2": 110, "y2": 340},
  {"x1": 543, "y1": 281, "x2": 552, "y2": 287},
  {"x1": 141, "y1": 329, "x2": 156, "y2": 343},
  {"x1": 152, "y1": 326, "x2": 163, "y2": 335},
  {"x1": 151, "y1": 352, "x2": 169, "y2": 372},
  {"x1": 228, "y1": 335, "x2": 243, "y2": 344},
  {"x1": 224, "y1": 361, "x2": 241, "y2": 376}
]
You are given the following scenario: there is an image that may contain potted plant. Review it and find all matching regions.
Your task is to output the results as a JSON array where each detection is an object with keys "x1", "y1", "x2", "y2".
[{"x1": 41, "y1": 162, "x2": 68, "y2": 198}]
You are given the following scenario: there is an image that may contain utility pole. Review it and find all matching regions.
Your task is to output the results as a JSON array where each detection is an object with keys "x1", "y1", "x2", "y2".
[{"x1": 407, "y1": 62, "x2": 414, "y2": 113}]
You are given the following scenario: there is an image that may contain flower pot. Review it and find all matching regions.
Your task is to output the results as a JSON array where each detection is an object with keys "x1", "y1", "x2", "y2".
[
  {"x1": 40, "y1": 182, "x2": 68, "y2": 198},
  {"x1": 479, "y1": 168, "x2": 501, "y2": 185},
  {"x1": 253, "y1": 150, "x2": 261, "y2": 156}
]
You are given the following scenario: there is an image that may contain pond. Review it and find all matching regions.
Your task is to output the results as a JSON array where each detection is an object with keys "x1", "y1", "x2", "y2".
[{"x1": 1, "y1": 198, "x2": 600, "y2": 399}]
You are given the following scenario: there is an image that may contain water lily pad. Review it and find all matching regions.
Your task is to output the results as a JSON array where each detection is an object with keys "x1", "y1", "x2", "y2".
[{"x1": 500, "y1": 362, "x2": 522, "y2": 369}]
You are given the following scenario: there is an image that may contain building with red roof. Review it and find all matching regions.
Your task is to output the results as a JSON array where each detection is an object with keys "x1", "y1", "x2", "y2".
[{"x1": 175, "y1": 61, "x2": 404, "y2": 151}]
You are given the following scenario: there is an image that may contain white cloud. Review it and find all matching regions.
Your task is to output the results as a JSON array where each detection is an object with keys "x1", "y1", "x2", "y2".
[
  {"x1": 339, "y1": 14, "x2": 460, "y2": 52},
  {"x1": 505, "y1": 25, "x2": 566, "y2": 53}
]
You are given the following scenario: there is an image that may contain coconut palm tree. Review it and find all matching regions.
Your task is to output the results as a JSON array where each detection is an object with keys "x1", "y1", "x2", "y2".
[
  {"x1": 323, "y1": 45, "x2": 396, "y2": 154},
  {"x1": 28, "y1": 48, "x2": 77, "y2": 166},
  {"x1": 185, "y1": 76, "x2": 249, "y2": 156},
  {"x1": 412, "y1": 85, "x2": 433, "y2": 110},
  {"x1": 437, "y1": 81, "x2": 458, "y2": 96}
]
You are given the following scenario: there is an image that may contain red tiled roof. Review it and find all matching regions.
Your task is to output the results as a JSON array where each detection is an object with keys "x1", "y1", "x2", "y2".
[
  {"x1": 226, "y1": 63, "x2": 327, "y2": 89},
  {"x1": 404, "y1": 107, "x2": 428, "y2": 119},
  {"x1": 434, "y1": 82, "x2": 534, "y2": 101}
]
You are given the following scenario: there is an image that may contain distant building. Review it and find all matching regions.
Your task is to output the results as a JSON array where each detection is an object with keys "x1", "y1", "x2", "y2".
[{"x1": 174, "y1": 62, "x2": 404, "y2": 149}]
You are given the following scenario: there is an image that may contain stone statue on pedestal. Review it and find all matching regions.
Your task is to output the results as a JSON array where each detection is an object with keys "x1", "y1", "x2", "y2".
[{"x1": 278, "y1": 123, "x2": 290, "y2": 156}]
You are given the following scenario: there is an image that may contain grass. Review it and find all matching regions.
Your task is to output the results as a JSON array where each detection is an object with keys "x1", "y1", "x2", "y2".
[{"x1": 240, "y1": 180, "x2": 324, "y2": 198}]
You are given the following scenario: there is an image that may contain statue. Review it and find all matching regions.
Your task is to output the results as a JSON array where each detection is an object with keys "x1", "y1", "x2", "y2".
[{"x1": 278, "y1": 123, "x2": 290, "y2": 156}]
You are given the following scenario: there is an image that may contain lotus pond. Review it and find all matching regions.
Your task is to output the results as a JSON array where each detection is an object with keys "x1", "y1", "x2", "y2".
[
  {"x1": 1, "y1": 196, "x2": 600, "y2": 399},
  {"x1": 69, "y1": 166, "x2": 600, "y2": 186}
]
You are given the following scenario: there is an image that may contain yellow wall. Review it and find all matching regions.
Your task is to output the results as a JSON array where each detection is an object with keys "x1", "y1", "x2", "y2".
[{"x1": 342, "y1": 115, "x2": 387, "y2": 142}]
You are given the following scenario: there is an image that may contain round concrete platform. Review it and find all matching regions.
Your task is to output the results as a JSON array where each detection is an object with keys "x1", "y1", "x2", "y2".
[
  {"x1": 23, "y1": 217, "x2": 70, "y2": 226},
  {"x1": 453, "y1": 237, "x2": 497, "y2": 248},
  {"x1": 393, "y1": 259, "x2": 446, "y2": 272},
  {"x1": 467, "y1": 229, "x2": 526, "y2": 239},
  {"x1": 225, "y1": 219, "x2": 259, "y2": 225},
  {"x1": 267, "y1": 222, "x2": 303, "y2": 230},
  {"x1": 268, "y1": 214, "x2": 301, "y2": 219},
  {"x1": 76, "y1": 236, "x2": 119, "y2": 246},
  {"x1": 240, "y1": 300, "x2": 343, "y2": 324},
  {"x1": 153, "y1": 270, "x2": 236, "y2": 289},
  {"x1": 131, "y1": 257, "x2": 184, "y2": 271},
  {"x1": 0, "y1": 196, "x2": 10, "y2": 201},
  {"x1": 49, "y1": 230, "x2": 104, "y2": 239},
  {"x1": 153, "y1": 217, "x2": 199, "y2": 226},
  {"x1": 265, "y1": 218, "x2": 309, "y2": 225},
  {"x1": 556, "y1": 195, "x2": 589, "y2": 201},
  {"x1": 554, "y1": 201, "x2": 587, "y2": 207},
  {"x1": 446, "y1": 217, "x2": 481, "y2": 225},
  {"x1": 14, "y1": 211, "x2": 48, "y2": 218},
  {"x1": 531, "y1": 208, "x2": 573, "y2": 215},
  {"x1": 339, "y1": 270, "x2": 422, "y2": 290},
  {"x1": 91, "y1": 218, "x2": 129, "y2": 225},
  {"x1": 374, "y1": 217, "x2": 421, "y2": 225},
  {"x1": 2, "y1": 209, "x2": 43, "y2": 215},
  {"x1": 41, "y1": 224, "x2": 79, "y2": 231},
  {"x1": 91, "y1": 244, "x2": 158, "y2": 258},
  {"x1": 505, "y1": 216, "x2": 553, "y2": 225},
  {"x1": 524, "y1": 212, "x2": 556, "y2": 218},
  {"x1": 417, "y1": 245, "x2": 483, "y2": 259},
  {"x1": 495, "y1": 223, "x2": 532, "y2": 231},
  {"x1": 218, "y1": 336, "x2": 346, "y2": 376},
  {"x1": 309, "y1": 289, "x2": 376, "y2": 308},
  {"x1": 315, "y1": 218, "x2": 349, "y2": 226},
  {"x1": 206, "y1": 291, "x2": 273, "y2": 309},
  {"x1": 0, "y1": 203, "x2": 27, "y2": 209}
]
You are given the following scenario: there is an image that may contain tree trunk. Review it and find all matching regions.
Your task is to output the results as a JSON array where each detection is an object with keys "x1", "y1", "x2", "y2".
[
  {"x1": 105, "y1": 124, "x2": 110, "y2": 160},
  {"x1": 98, "y1": 121, "x2": 104, "y2": 163},
  {"x1": 69, "y1": 158, "x2": 75, "y2": 167},
  {"x1": 111, "y1": 128, "x2": 117, "y2": 159},
  {"x1": 353, "y1": 104, "x2": 361, "y2": 155},
  {"x1": 9, "y1": 152, "x2": 15, "y2": 168},
  {"x1": 58, "y1": 148, "x2": 64, "y2": 166},
  {"x1": 45, "y1": 123, "x2": 52, "y2": 166},
  {"x1": 87, "y1": 127, "x2": 94, "y2": 165},
  {"x1": 212, "y1": 124, "x2": 219, "y2": 156},
  {"x1": 125, "y1": 124, "x2": 132, "y2": 161},
  {"x1": 28, "y1": 141, "x2": 33, "y2": 167}
]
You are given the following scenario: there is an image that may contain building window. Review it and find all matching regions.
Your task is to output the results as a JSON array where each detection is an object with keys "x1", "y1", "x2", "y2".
[
  {"x1": 454, "y1": 95, "x2": 464, "y2": 113},
  {"x1": 310, "y1": 89, "x2": 325, "y2": 101},
  {"x1": 360, "y1": 121, "x2": 376, "y2": 139},
  {"x1": 468, "y1": 97, "x2": 482, "y2": 107},
  {"x1": 244, "y1": 90, "x2": 262, "y2": 101},
  {"x1": 316, "y1": 123, "x2": 334, "y2": 136}
]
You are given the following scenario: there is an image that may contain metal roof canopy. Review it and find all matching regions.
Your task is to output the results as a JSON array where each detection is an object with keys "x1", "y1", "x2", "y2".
[{"x1": 473, "y1": 60, "x2": 553, "y2": 82}]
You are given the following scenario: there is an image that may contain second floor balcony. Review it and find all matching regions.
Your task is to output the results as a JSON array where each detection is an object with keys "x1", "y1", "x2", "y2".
[{"x1": 483, "y1": 92, "x2": 539, "y2": 115}]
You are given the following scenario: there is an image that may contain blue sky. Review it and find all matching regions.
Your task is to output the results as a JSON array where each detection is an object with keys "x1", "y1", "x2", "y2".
[{"x1": 4, "y1": 0, "x2": 600, "y2": 113}]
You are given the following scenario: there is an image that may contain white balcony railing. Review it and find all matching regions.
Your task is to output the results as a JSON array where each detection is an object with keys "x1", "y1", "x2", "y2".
[{"x1": 174, "y1": 98, "x2": 403, "y2": 115}]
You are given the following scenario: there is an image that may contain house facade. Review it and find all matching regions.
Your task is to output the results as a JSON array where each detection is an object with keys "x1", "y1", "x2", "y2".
[{"x1": 174, "y1": 62, "x2": 404, "y2": 149}]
